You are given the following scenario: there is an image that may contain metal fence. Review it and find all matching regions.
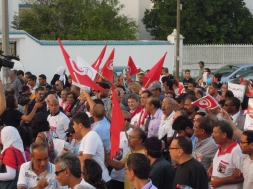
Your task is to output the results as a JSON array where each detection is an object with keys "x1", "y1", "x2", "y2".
[{"x1": 183, "y1": 44, "x2": 253, "y2": 65}]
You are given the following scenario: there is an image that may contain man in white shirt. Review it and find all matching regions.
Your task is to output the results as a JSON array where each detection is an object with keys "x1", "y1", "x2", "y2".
[
  {"x1": 47, "y1": 98, "x2": 70, "y2": 140},
  {"x1": 54, "y1": 152, "x2": 95, "y2": 189},
  {"x1": 72, "y1": 112, "x2": 111, "y2": 184},
  {"x1": 17, "y1": 142, "x2": 64, "y2": 189},
  {"x1": 210, "y1": 120, "x2": 245, "y2": 189}
]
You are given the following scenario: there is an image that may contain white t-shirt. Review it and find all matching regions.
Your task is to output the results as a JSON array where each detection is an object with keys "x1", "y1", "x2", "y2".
[
  {"x1": 47, "y1": 112, "x2": 70, "y2": 140},
  {"x1": 110, "y1": 128, "x2": 132, "y2": 182},
  {"x1": 242, "y1": 155, "x2": 253, "y2": 189},
  {"x1": 212, "y1": 142, "x2": 245, "y2": 189},
  {"x1": 17, "y1": 161, "x2": 66, "y2": 189},
  {"x1": 79, "y1": 131, "x2": 111, "y2": 182},
  {"x1": 76, "y1": 178, "x2": 95, "y2": 189}
]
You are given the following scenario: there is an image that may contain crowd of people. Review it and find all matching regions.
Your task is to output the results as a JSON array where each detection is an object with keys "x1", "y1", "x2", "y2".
[{"x1": 0, "y1": 62, "x2": 252, "y2": 189}]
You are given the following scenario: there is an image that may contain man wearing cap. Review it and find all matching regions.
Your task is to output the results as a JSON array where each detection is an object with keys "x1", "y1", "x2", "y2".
[
  {"x1": 208, "y1": 82, "x2": 221, "y2": 102},
  {"x1": 148, "y1": 82, "x2": 165, "y2": 101},
  {"x1": 10, "y1": 69, "x2": 22, "y2": 98}
]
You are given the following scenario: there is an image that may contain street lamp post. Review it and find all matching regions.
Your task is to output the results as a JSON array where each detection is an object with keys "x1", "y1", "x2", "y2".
[
  {"x1": 176, "y1": 0, "x2": 180, "y2": 79},
  {"x1": 1, "y1": 0, "x2": 10, "y2": 90}
]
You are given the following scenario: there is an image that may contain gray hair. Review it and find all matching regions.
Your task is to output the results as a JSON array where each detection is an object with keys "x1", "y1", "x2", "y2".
[
  {"x1": 30, "y1": 142, "x2": 48, "y2": 156},
  {"x1": 54, "y1": 152, "x2": 81, "y2": 178}
]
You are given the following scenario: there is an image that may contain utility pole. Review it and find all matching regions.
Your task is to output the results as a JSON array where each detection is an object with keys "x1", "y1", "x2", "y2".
[
  {"x1": 175, "y1": 0, "x2": 180, "y2": 79},
  {"x1": 1, "y1": 0, "x2": 10, "y2": 90}
]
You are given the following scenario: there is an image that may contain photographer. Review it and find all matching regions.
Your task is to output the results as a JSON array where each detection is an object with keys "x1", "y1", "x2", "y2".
[
  {"x1": 27, "y1": 87, "x2": 47, "y2": 115},
  {"x1": 0, "y1": 94, "x2": 44, "y2": 128},
  {"x1": 0, "y1": 80, "x2": 6, "y2": 115}
]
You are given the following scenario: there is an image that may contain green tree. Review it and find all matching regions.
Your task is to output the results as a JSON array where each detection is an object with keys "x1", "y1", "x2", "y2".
[
  {"x1": 142, "y1": 0, "x2": 253, "y2": 44},
  {"x1": 12, "y1": 0, "x2": 139, "y2": 40}
]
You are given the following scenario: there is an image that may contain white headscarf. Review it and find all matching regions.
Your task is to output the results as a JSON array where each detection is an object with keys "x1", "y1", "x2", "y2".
[
  {"x1": 56, "y1": 67, "x2": 66, "y2": 85},
  {"x1": 1, "y1": 126, "x2": 26, "y2": 161}
]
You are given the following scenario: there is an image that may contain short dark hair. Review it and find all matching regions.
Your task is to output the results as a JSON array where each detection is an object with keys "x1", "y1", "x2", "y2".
[
  {"x1": 184, "y1": 95, "x2": 197, "y2": 103},
  {"x1": 28, "y1": 75, "x2": 37, "y2": 81},
  {"x1": 195, "y1": 112, "x2": 206, "y2": 117},
  {"x1": 35, "y1": 87, "x2": 45, "y2": 94},
  {"x1": 127, "y1": 93, "x2": 139, "y2": 102},
  {"x1": 188, "y1": 81, "x2": 197, "y2": 88},
  {"x1": 161, "y1": 77, "x2": 173, "y2": 90},
  {"x1": 214, "y1": 73, "x2": 222, "y2": 81},
  {"x1": 72, "y1": 112, "x2": 91, "y2": 128},
  {"x1": 126, "y1": 153, "x2": 150, "y2": 179},
  {"x1": 214, "y1": 120, "x2": 233, "y2": 139},
  {"x1": 195, "y1": 117, "x2": 213, "y2": 135},
  {"x1": 144, "y1": 137, "x2": 162, "y2": 158},
  {"x1": 5, "y1": 88, "x2": 15, "y2": 96},
  {"x1": 25, "y1": 71, "x2": 32, "y2": 76},
  {"x1": 185, "y1": 89, "x2": 196, "y2": 96},
  {"x1": 132, "y1": 127, "x2": 146, "y2": 144},
  {"x1": 98, "y1": 82, "x2": 110, "y2": 90},
  {"x1": 175, "y1": 136, "x2": 192, "y2": 155},
  {"x1": 227, "y1": 97, "x2": 241, "y2": 110},
  {"x1": 185, "y1": 69, "x2": 190, "y2": 73},
  {"x1": 196, "y1": 90, "x2": 204, "y2": 98},
  {"x1": 39, "y1": 74, "x2": 47, "y2": 80},
  {"x1": 199, "y1": 61, "x2": 204, "y2": 66},
  {"x1": 172, "y1": 116, "x2": 193, "y2": 130},
  {"x1": 243, "y1": 130, "x2": 253, "y2": 144},
  {"x1": 148, "y1": 97, "x2": 161, "y2": 109},
  {"x1": 6, "y1": 94, "x2": 16, "y2": 109},
  {"x1": 93, "y1": 104, "x2": 105, "y2": 119},
  {"x1": 18, "y1": 70, "x2": 24, "y2": 76},
  {"x1": 224, "y1": 90, "x2": 234, "y2": 99},
  {"x1": 163, "y1": 67, "x2": 169, "y2": 73},
  {"x1": 141, "y1": 90, "x2": 153, "y2": 97},
  {"x1": 67, "y1": 91, "x2": 78, "y2": 100},
  {"x1": 204, "y1": 68, "x2": 211, "y2": 74},
  {"x1": 218, "y1": 100, "x2": 226, "y2": 107}
]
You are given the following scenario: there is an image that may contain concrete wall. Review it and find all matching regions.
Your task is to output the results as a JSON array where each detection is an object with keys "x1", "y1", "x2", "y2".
[{"x1": 0, "y1": 31, "x2": 174, "y2": 81}]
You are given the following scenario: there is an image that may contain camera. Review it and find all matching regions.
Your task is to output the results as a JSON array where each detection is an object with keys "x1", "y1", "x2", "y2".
[
  {"x1": 0, "y1": 50, "x2": 19, "y2": 71},
  {"x1": 18, "y1": 93, "x2": 31, "y2": 106}
]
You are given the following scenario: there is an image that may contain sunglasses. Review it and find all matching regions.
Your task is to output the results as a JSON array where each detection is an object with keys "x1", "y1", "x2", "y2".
[
  {"x1": 55, "y1": 168, "x2": 66, "y2": 176},
  {"x1": 124, "y1": 118, "x2": 131, "y2": 122}
]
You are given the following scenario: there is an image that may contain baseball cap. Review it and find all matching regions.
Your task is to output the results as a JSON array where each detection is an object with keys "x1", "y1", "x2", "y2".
[
  {"x1": 148, "y1": 82, "x2": 161, "y2": 91},
  {"x1": 65, "y1": 120, "x2": 74, "y2": 133}
]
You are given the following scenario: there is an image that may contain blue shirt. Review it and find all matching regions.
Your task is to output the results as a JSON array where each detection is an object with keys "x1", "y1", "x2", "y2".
[
  {"x1": 191, "y1": 135, "x2": 197, "y2": 149},
  {"x1": 92, "y1": 117, "x2": 111, "y2": 152},
  {"x1": 135, "y1": 180, "x2": 157, "y2": 189}
]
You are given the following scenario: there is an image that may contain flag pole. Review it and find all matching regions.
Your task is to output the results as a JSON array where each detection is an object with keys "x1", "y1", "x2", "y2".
[
  {"x1": 73, "y1": 72, "x2": 84, "y2": 90},
  {"x1": 124, "y1": 125, "x2": 133, "y2": 154},
  {"x1": 144, "y1": 78, "x2": 151, "y2": 89}
]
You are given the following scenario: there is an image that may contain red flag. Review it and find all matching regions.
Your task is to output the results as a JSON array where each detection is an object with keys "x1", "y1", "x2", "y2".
[
  {"x1": 110, "y1": 86, "x2": 125, "y2": 158},
  {"x1": 191, "y1": 94, "x2": 219, "y2": 109},
  {"x1": 101, "y1": 49, "x2": 115, "y2": 83},
  {"x1": 239, "y1": 77, "x2": 244, "y2": 83},
  {"x1": 127, "y1": 56, "x2": 138, "y2": 76},
  {"x1": 58, "y1": 39, "x2": 105, "y2": 91},
  {"x1": 91, "y1": 44, "x2": 107, "y2": 71},
  {"x1": 142, "y1": 52, "x2": 167, "y2": 87},
  {"x1": 178, "y1": 82, "x2": 185, "y2": 95},
  {"x1": 212, "y1": 76, "x2": 215, "y2": 83}
]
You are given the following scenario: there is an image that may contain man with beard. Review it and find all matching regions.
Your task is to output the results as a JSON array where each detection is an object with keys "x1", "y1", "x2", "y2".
[
  {"x1": 183, "y1": 95, "x2": 199, "y2": 122},
  {"x1": 172, "y1": 115, "x2": 196, "y2": 149}
]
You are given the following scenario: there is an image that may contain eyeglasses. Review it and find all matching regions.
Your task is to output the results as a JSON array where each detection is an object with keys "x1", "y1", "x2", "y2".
[
  {"x1": 55, "y1": 168, "x2": 66, "y2": 176},
  {"x1": 240, "y1": 141, "x2": 251, "y2": 144},
  {"x1": 124, "y1": 118, "x2": 131, "y2": 122},
  {"x1": 169, "y1": 147, "x2": 181, "y2": 150},
  {"x1": 128, "y1": 135, "x2": 138, "y2": 139},
  {"x1": 193, "y1": 125, "x2": 201, "y2": 130}
]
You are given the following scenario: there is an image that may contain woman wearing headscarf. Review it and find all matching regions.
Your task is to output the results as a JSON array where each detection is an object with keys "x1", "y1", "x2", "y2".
[
  {"x1": 51, "y1": 66, "x2": 71, "y2": 88},
  {"x1": 0, "y1": 126, "x2": 26, "y2": 181}
]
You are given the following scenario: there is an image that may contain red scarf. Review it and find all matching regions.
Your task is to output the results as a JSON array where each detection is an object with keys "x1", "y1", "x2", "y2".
[{"x1": 130, "y1": 105, "x2": 142, "y2": 118}]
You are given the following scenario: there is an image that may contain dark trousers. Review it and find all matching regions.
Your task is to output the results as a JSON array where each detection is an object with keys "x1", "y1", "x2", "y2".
[{"x1": 110, "y1": 179, "x2": 124, "y2": 189}]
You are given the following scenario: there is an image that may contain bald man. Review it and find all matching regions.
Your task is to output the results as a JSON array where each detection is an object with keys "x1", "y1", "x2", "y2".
[
  {"x1": 47, "y1": 98, "x2": 70, "y2": 140},
  {"x1": 91, "y1": 104, "x2": 111, "y2": 152}
]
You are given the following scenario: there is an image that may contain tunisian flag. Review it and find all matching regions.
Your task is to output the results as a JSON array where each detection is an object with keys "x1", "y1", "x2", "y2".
[
  {"x1": 110, "y1": 86, "x2": 125, "y2": 158},
  {"x1": 127, "y1": 56, "x2": 138, "y2": 76},
  {"x1": 58, "y1": 39, "x2": 105, "y2": 91},
  {"x1": 91, "y1": 44, "x2": 107, "y2": 71},
  {"x1": 101, "y1": 49, "x2": 115, "y2": 83},
  {"x1": 191, "y1": 94, "x2": 219, "y2": 109},
  {"x1": 142, "y1": 52, "x2": 167, "y2": 87}
]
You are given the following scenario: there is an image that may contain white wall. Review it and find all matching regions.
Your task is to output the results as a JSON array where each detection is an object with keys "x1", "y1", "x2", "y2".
[{"x1": 0, "y1": 31, "x2": 174, "y2": 81}]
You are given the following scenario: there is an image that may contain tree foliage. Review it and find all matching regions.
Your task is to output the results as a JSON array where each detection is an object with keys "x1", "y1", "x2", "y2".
[
  {"x1": 142, "y1": 0, "x2": 253, "y2": 44},
  {"x1": 12, "y1": 0, "x2": 139, "y2": 40}
]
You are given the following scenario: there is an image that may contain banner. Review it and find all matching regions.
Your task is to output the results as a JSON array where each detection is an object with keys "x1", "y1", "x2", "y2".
[
  {"x1": 244, "y1": 98, "x2": 253, "y2": 130},
  {"x1": 228, "y1": 82, "x2": 246, "y2": 102}
]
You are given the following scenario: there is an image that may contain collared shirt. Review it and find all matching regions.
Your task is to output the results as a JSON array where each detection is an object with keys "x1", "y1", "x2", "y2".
[
  {"x1": 193, "y1": 137, "x2": 217, "y2": 171},
  {"x1": 191, "y1": 135, "x2": 198, "y2": 150},
  {"x1": 158, "y1": 111, "x2": 175, "y2": 139},
  {"x1": 231, "y1": 111, "x2": 240, "y2": 123},
  {"x1": 242, "y1": 155, "x2": 253, "y2": 189},
  {"x1": 134, "y1": 180, "x2": 157, "y2": 189},
  {"x1": 17, "y1": 161, "x2": 64, "y2": 189},
  {"x1": 91, "y1": 117, "x2": 111, "y2": 152},
  {"x1": 148, "y1": 109, "x2": 163, "y2": 138},
  {"x1": 29, "y1": 84, "x2": 38, "y2": 95},
  {"x1": 212, "y1": 140, "x2": 245, "y2": 189}
]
